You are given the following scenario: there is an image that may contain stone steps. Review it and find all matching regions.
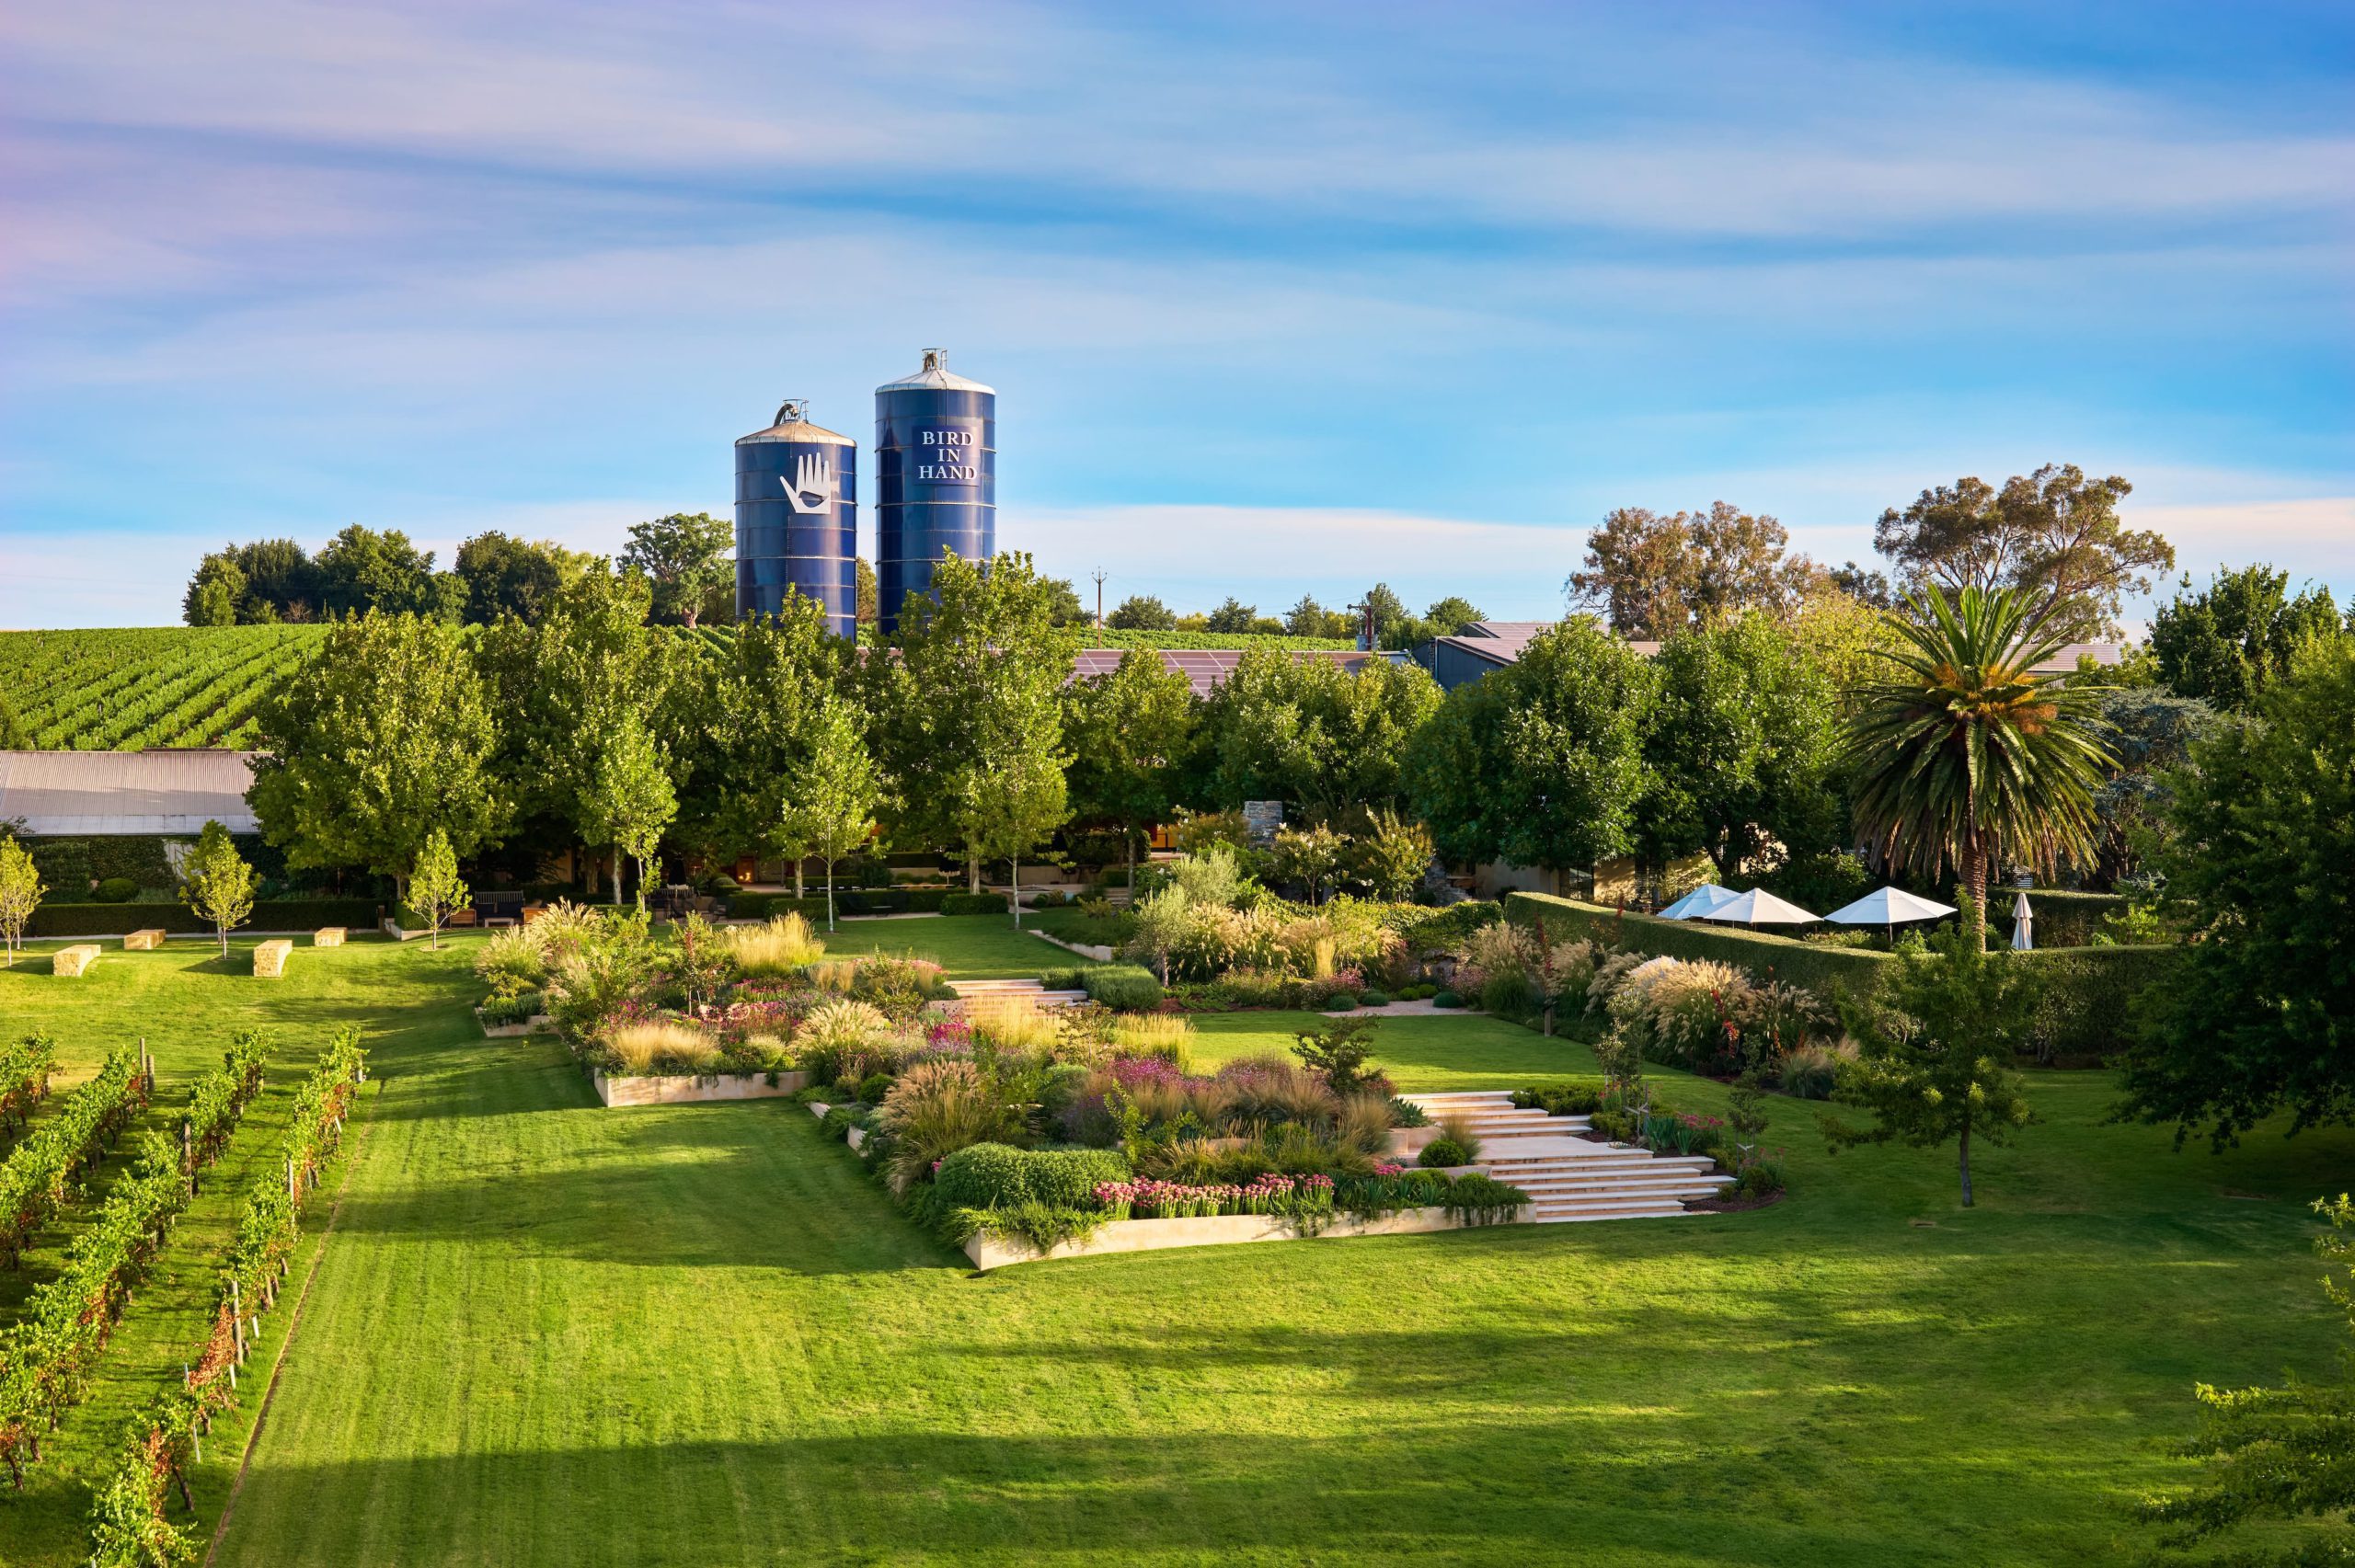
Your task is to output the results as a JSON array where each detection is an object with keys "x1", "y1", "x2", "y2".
[
  {"x1": 946, "y1": 979, "x2": 1089, "y2": 1009},
  {"x1": 1402, "y1": 1089, "x2": 1729, "y2": 1225}
]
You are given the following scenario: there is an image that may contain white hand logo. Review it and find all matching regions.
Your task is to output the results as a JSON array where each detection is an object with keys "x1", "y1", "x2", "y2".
[{"x1": 784, "y1": 452, "x2": 836, "y2": 515}]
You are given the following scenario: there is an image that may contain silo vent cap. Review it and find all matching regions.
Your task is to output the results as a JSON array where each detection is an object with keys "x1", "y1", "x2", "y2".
[
  {"x1": 876, "y1": 348, "x2": 995, "y2": 395},
  {"x1": 775, "y1": 396, "x2": 809, "y2": 424}
]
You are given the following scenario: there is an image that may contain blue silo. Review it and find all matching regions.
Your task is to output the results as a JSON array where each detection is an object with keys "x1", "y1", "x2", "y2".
[
  {"x1": 875, "y1": 348, "x2": 994, "y2": 633},
  {"x1": 735, "y1": 398, "x2": 856, "y2": 636}
]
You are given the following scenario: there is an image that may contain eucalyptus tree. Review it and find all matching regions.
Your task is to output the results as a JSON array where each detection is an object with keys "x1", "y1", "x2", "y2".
[{"x1": 1843, "y1": 588, "x2": 2112, "y2": 947}]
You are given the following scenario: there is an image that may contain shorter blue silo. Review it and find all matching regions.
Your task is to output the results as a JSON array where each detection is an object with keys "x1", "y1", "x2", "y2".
[{"x1": 735, "y1": 398, "x2": 856, "y2": 636}]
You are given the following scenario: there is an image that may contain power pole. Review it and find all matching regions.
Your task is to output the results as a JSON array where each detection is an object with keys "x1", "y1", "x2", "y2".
[{"x1": 1090, "y1": 569, "x2": 1108, "y2": 629}]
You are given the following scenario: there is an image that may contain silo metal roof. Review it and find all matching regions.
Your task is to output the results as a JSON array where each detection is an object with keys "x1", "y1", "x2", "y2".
[
  {"x1": 737, "y1": 399, "x2": 856, "y2": 446},
  {"x1": 876, "y1": 348, "x2": 994, "y2": 395}
]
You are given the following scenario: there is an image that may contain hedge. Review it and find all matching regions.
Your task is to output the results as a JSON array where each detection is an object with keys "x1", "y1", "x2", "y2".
[
  {"x1": 1993, "y1": 888, "x2": 2127, "y2": 949},
  {"x1": 1079, "y1": 963, "x2": 1164, "y2": 1012},
  {"x1": 725, "y1": 893, "x2": 835, "y2": 922},
  {"x1": 1502, "y1": 889, "x2": 2177, "y2": 1062},
  {"x1": 941, "y1": 892, "x2": 1008, "y2": 916},
  {"x1": 29, "y1": 898, "x2": 382, "y2": 939},
  {"x1": 833, "y1": 887, "x2": 951, "y2": 915},
  {"x1": 933, "y1": 1144, "x2": 1131, "y2": 1211},
  {"x1": 1503, "y1": 892, "x2": 1893, "y2": 997}
]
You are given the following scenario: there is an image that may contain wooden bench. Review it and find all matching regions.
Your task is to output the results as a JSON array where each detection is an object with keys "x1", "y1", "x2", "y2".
[
  {"x1": 445, "y1": 907, "x2": 478, "y2": 929},
  {"x1": 122, "y1": 929, "x2": 167, "y2": 951},
  {"x1": 53, "y1": 944, "x2": 101, "y2": 978},
  {"x1": 253, "y1": 939, "x2": 293, "y2": 979},
  {"x1": 315, "y1": 926, "x2": 347, "y2": 948}
]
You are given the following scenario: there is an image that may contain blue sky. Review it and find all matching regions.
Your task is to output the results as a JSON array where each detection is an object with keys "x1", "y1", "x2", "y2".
[{"x1": 3, "y1": 1, "x2": 2349, "y2": 628}]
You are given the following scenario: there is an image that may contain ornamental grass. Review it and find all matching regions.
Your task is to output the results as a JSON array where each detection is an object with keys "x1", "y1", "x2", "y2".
[
  {"x1": 603, "y1": 1020, "x2": 722, "y2": 1075},
  {"x1": 723, "y1": 914, "x2": 825, "y2": 977}
]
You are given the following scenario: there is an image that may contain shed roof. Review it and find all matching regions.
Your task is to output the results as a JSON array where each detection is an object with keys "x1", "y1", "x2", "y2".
[{"x1": 0, "y1": 750, "x2": 258, "y2": 836}]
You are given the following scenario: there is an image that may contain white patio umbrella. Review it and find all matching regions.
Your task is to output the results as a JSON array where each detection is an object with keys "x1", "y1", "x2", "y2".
[
  {"x1": 2012, "y1": 891, "x2": 2034, "y2": 951},
  {"x1": 1823, "y1": 887, "x2": 1959, "y2": 928},
  {"x1": 1697, "y1": 888, "x2": 1820, "y2": 926},
  {"x1": 1657, "y1": 884, "x2": 1741, "y2": 920}
]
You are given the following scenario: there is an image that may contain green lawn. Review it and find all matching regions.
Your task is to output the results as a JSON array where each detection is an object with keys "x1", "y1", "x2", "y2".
[
  {"x1": 807, "y1": 911, "x2": 1079, "y2": 977},
  {"x1": 0, "y1": 920, "x2": 2347, "y2": 1565}
]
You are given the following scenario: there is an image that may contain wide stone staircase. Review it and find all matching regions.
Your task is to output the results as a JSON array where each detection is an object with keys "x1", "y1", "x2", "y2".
[
  {"x1": 1401, "y1": 1090, "x2": 1731, "y2": 1223},
  {"x1": 945, "y1": 978, "x2": 1090, "y2": 1011}
]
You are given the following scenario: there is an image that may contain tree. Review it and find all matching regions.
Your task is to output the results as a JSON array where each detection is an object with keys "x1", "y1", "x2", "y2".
[
  {"x1": 1641, "y1": 613, "x2": 1843, "y2": 880},
  {"x1": 1830, "y1": 561, "x2": 1896, "y2": 609},
  {"x1": 621, "y1": 512, "x2": 732, "y2": 628},
  {"x1": 691, "y1": 594, "x2": 854, "y2": 888},
  {"x1": 1405, "y1": 619, "x2": 1656, "y2": 876},
  {"x1": 1063, "y1": 647, "x2": 1197, "y2": 888},
  {"x1": 579, "y1": 715, "x2": 675, "y2": 908},
  {"x1": 1038, "y1": 576, "x2": 1088, "y2": 627},
  {"x1": 1820, "y1": 897, "x2": 2038, "y2": 1206},
  {"x1": 2116, "y1": 637, "x2": 2355, "y2": 1148},
  {"x1": 1203, "y1": 597, "x2": 1259, "y2": 634},
  {"x1": 1107, "y1": 594, "x2": 1177, "y2": 631},
  {"x1": 1843, "y1": 588, "x2": 2112, "y2": 947},
  {"x1": 183, "y1": 554, "x2": 246, "y2": 626},
  {"x1": 2136, "y1": 1194, "x2": 2355, "y2": 1562},
  {"x1": 1284, "y1": 596, "x2": 1354, "y2": 641},
  {"x1": 869, "y1": 552, "x2": 1077, "y2": 894},
  {"x1": 315, "y1": 524, "x2": 456, "y2": 620},
  {"x1": 1191, "y1": 651, "x2": 1438, "y2": 818},
  {"x1": 1873, "y1": 464, "x2": 2173, "y2": 641},
  {"x1": 856, "y1": 557, "x2": 879, "y2": 626},
  {"x1": 1567, "y1": 503, "x2": 1816, "y2": 635},
  {"x1": 407, "y1": 827, "x2": 468, "y2": 948},
  {"x1": 180, "y1": 820, "x2": 258, "y2": 959},
  {"x1": 2147, "y1": 564, "x2": 2341, "y2": 711},
  {"x1": 247, "y1": 612, "x2": 508, "y2": 900},
  {"x1": 0, "y1": 834, "x2": 43, "y2": 967},
  {"x1": 2086, "y1": 688, "x2": 2219, "y2": 888},
  {"x1": 783, "y1": 697, "x2": 886, "y2": 931},
  {"x1": 1361, "y1": 584, "x2": 1408, "y2": 646},
  {"x1": 453, "y1": 532, "x2": 593, "y2": 624},
  {"x1": 1271, "y1": 824, "x2": 1347, "y2": 905}
]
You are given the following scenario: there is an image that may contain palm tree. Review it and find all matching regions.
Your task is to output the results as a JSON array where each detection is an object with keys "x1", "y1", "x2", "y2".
[{"x1": 1844, "y1": 588, "x2": 2113, "y2": 947}]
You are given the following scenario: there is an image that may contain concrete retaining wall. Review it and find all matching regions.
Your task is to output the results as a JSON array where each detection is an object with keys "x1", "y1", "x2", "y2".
[
  {"x1": 962, "y1": 1204, "x2": 1525, "y2": 1270},
  {"x1": 592, "y1": 1070, "x2": 809, "y2": 1107}
]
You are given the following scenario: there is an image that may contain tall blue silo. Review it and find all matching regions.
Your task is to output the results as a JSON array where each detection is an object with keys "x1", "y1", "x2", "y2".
[
  {"x1": 735, "y1": 398, "x2": 856, "y2": 636},
  {"x1": 875, "y1": 348, "x2": 994, "y2": 633}
]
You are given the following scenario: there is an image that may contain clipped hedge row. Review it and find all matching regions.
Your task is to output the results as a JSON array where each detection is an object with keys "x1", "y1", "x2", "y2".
[
  {"x1": 1502, "y1": 889, "x2": 2177, "y2": 1061},
  {"x1": 1503, "y1": 892, "x2": 1893, "y2": 996},
  {"x1": 941, "y1": 892, "x2": 1009, "y2": 916},
  {"x1": 1993, "y1": 888, "x2": 2127, "y2": 949},
  {"x1": 28, "y1": 898, "x2": 381, "y2": 939},
  {"x1": 725, "y1": 893, "x2": 836, "y2": 922},
  {"x1": 933, "y1": 1143, "x2": 1132, "y2": 1212}
]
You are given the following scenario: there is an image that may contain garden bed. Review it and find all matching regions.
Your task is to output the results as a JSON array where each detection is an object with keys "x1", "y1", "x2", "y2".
[
  {"x1": 591, "y1": 1070, "x2": 810, "y2": 1107},
  {"x1": 474, "y1": 1008, "x2": 554, "y2": 1039},
  {"x1": 963, "y1": 1204, "x2": 1525, "y2": 1271}
]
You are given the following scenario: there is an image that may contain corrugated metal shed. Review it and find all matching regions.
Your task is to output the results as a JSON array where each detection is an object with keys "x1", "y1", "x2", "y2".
[
  {"x1": 1414, "y1": 620, "x2": 2124, "y2": 689},
  {"x1": 1070, "y1": 648, "x2": 1405, "y2": 698},
  {"x1": 0, "y1": 750, "x2": 258, "y2": 835}
]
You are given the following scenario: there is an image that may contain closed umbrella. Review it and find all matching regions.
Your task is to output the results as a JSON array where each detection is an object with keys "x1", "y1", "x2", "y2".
[
  {"x1": 2012, "y1": 891, "x2": 2034, "y2": 951},
  {"x1": 1658, "y1": 884, "x2": 1740, "y2": 920},
  {"x1": 1699, "y1": 888, "x2": 1820, "y2": 927}
]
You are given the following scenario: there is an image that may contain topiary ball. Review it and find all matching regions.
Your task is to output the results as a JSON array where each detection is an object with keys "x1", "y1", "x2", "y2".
[
  {"x1": 1430, "y1": 990, "x2": 1464, "y2": 1009},
  {"x1": 1356, "y1": 990, "x2": 1389, "y2": 1008},
  {"x1": 1418, "y1": 1137, "x2": 1468, "y2": 1168}
]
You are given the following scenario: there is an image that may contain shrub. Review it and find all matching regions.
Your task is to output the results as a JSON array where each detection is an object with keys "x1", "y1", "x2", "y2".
[
  {"x1": 1081, "y1": 963, "x2": 1164, "y2": 1012},
  {"x1": 794, "y1": 999, "x2": 895, "y2": 1083},
  {"x1": 1419, "y1": 1137, "x2": 1469, "y2": 1168},
  {"x1": 1387, "y1": 1096, "x2": 1430, "y2": 1127},
  {"x1": 856, "y1": 1070, "x2": 895, "y2": 1103},
  {"x1": 1729, "y1": 1158, "x2": 1787, "y2": 1199},
  {"x1": 1511, "y1": 1083, "x2": 1603, "y2": 1116},
  {"x1": 1476, "y1": 970, "x2": 1534, "y2": 1018},
  {"x1": 850, "y1": 955, "x2": 947, "y2": 1018},
  {"x1": 1442, "y1": 1173, "x2": 1530, "y2": 1226},
  {"x1": 1107, "y1": 1013, "x2": 1194, "y2": 1069},
  {"x1": 478, "y1": 991, "x2": 543, "y2": 1028},
  {"x1": 1356, "y1": 990, "x2": 1390, "y2": 1008},
  {"x1": 723, "y1": 914, "x2": 824, "y2": 976},
  {"x1": 941, "y1": 892, "x2": 1009, "y2": 916},
  {"x1": 1776, "y1": 1044, "x2": 1844, "y2": 1099},
  {"x1": 1292, "y1": 1016, "x2": 1385, "y2": 1094},
  {"x1": 91, "y1": 876, "x2": 139, "y2": 903},
  {"x1": 932, "y1": 1142, "x2": 1028, "y2": 1209},
  {"x1": 1431, "y1": 990, "x2": 1464, "y2": 1009},
  {"x1": 1434, "y1": 1112, "x2": 1482, "y2": 1162}
]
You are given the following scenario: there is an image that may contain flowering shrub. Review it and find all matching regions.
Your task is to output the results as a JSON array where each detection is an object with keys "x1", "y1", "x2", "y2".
[{"x1": 1094, "y1": 1172, "x2": 1336, "y2": 1220}]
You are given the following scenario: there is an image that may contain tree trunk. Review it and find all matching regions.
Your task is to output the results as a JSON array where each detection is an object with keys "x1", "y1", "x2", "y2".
[
  {"x1": 1958, "y1": 1120, "x2": 1974, "y2": 1207},
  {"x1": 824, "y1": 859, "x2": 836, "y2": 932},
  {"x1": 1963, "y1": 823, "x2": 1989, "y2": 951},
  {"x1": 1126, "y1": 830, "x2": 1136, "y2": 892},
  {"x1": 794, "y1": 860, "x2": 805, "y2": 899},
  {"x1": 1011, "y1": 854, "x2": 1021, "y2": 929},
  {"x1": 611, "y1": 848, "x2": 623, "y2": 909},
  {"x1": 968, "y1": 841, "x2": 982, "y2": 895}
]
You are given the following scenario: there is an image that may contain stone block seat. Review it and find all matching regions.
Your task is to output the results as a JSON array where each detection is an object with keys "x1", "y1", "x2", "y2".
[
  {"x1": 254, "y1": 939, "x2": 293, "y2": 979},
  {"x1": 315, "y1": 926, "x2": 347, "y2": 947},
  {"x1": 122, "y1": 929, "x2": 167, "y2": 951},
  {"x1": 53, "y1": 944, "x2": 101, "y2": 978}
]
